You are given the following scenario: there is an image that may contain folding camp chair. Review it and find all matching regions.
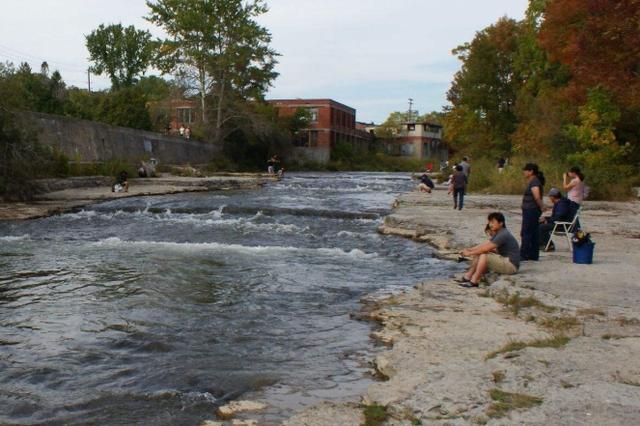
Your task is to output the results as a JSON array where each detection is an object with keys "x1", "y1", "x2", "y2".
[{"x1": 545, "y1": 207, "x2": 581, "y2": 252}]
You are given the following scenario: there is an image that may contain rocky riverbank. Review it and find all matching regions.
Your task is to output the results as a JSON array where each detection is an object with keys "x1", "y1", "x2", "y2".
[
  {"x1": 0, "y1": 174, "x2": 271, "y2": 221},
  {"x1": 284, "y1": 189, "x2": 640, "y2": 425}
]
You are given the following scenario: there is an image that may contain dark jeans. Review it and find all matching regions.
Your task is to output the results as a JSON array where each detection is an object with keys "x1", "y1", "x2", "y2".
[
  {"x1": 539, "y1": 222, "x2": 555, "y2": 247},
  {"x1": 569, "y1": 200, "x2": 581, "y2": 230},
  {"x1": 453, "y1": 188, "x2": 465, "y2": 210},
  {"x1": 521, "y1": 208, "x2": 542, "y2": 261}
]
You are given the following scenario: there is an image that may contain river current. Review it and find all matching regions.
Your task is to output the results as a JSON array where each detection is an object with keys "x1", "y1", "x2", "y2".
[{"x1": 0, "y1": 172, "x2": 460, "y2": 425}]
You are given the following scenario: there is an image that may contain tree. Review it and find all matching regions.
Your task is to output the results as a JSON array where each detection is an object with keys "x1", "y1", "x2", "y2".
[
  {"x1": 95, "y1": 87, "x2": 153, "y2": 130},
  {"x1": 86, "y1": 23, "x2": 154, "y2": 89},
  {"x1": 146, "y1": 0, "x2": 279, "y2": 143},
  {"x1": 565, "y1": 87, "x2": 634, "y2": 198},
  {"x1": 445, "y1": 17, "x2": 524, "y2": 155},
  {"x1": 539, "y1": 0, "x2": 640, "y2": 110}
]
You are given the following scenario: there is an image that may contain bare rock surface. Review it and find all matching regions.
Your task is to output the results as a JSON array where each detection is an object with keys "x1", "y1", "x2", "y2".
[
  {"x1": 287, "y1": 189, "x2": 640, "y2": 425},
  {"x1": 0, "y1": 174, "x2": 266, "y2": 220},
  {"x1": 282, "y1": 402, "x2": 365, "y2": 426},
  {"x1": 216, "y1": 400, "x2": 269, "y2": 419}
]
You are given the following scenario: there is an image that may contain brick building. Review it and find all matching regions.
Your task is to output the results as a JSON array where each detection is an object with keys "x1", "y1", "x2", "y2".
[
  {"x1": 381, "y1": 121, "x2": 448, "y2": 161},
  {"x1": 148, "y1": 98, "x2": 200, "y2": 134},
  {"x1": 268, "y1": 99, "x2": 373, "y2": 164}
]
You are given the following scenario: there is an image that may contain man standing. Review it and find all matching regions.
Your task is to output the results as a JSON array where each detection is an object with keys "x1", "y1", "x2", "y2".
[
  {"x1": 452, "y1": 165, "x2": 466, "y2": 210},
  {"x1": 460, "y1": 156, "x2": 471, "y2": 182},
  {"x1": 455, "y1": 212, "x2": 520, "y2": 287},
  {"x1": 539, "y1": 188, "x2": 573, "y2": 251}
]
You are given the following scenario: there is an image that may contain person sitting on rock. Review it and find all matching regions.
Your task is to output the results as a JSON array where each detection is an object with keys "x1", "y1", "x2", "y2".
[
  {"x1": 115, "y1": 170, "x2": 129, "y2": 193},
  {"x1": 539, "y1": 188, "x2": 572, "y2": 251},
  {"x1": 455, "y1": 212, "x2": 520, "y2": 287},
  {"x1": 418, "y1": 173, "x2": 435, "y2": 193}
]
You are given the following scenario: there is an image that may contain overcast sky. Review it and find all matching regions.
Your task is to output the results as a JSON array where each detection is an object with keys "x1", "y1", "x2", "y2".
[{"x1": 0, "y1": 0, "x2": 528, "y2": 123}]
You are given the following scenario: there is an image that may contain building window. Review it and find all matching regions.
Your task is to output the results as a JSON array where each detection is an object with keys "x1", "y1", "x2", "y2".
[
  {"x1": 177, "y1": 107, "x2": 193, "y2": 124},
  {"x1": 407, "y1": 124, "x2": 416, "y2": 131},
  {"x1": 309, "y1": 130, "x2": 319, "y2": 147},
  {"x1": 309, "y1": 108, "x2": 318, "y2": 123},
  {"x1": 401, "y1": 144, "x2": 414, "y2": 156}
]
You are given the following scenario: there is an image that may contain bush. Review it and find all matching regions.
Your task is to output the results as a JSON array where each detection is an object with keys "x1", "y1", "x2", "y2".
[{"x1": 463, "y1": 155, "x2": 633, "y2": 200}]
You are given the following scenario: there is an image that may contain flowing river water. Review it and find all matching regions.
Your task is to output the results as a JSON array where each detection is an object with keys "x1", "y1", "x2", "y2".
[{"x1": 0, "y1": 172, "x2": 461, "y2": 425}]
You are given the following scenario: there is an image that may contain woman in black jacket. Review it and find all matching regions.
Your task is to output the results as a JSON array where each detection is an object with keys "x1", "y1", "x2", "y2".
[{"x1": 520, "y1": 163, "x2": 545, "y2": 261}]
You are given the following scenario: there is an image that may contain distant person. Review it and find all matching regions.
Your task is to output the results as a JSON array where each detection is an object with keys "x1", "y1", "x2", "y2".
[
  {"x1": 137, "y1": 162, "x2": 147, "y2": 178},
  {"x1": 539, "y1": 188, "x2": 572, "y2": 251},
  {"x1": 418, "y1": 173, "x2": 435, "y2": 193},
  {"x1": 455, "y1": 212, "x2": 520, "y2": 287},
  {"x1": 179, "y1": 125, "x2": 185, "y2": 137},
  {"x1": 426, "y1": 162, "x2": 433, "y2": 173},
  {"x1": 520, "y1": 163, "x2": 545, "y2": 261},
  {"x1": 113, "y1": 170, "x2": 129, "y2": 193},
  {"x1": 460, "y1": 156, "x2": 471, "y2": 182},
  {"x1": 452, "y1": 165, "x2": 466, "y2": 210},
  {"x1": 497, "y1": 157, "x2": 506, "y2": 173},
  {"x1": 439, "y1": 160, "x2": 447, "y2": 172},
  {"x1": 563, "y1": 166, "x2": 586, "y2": 228},
  {"x1": 184, "y1": 127, "x2": 191, "y2": 140},
  {"x1": 273, "y1": 155, "x2": 281, "y2": 174},
  {"x1": 267, "y1": 156, "x2": 275, "y2": 174}
]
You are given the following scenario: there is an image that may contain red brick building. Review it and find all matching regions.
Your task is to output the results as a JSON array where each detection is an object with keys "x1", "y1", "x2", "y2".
[
  {"x1": 268, "y1": 99, "x2": 373, "y2": 163},
  {"x1": 148, "y1": 98, "x2": 200, "y2": 134}
]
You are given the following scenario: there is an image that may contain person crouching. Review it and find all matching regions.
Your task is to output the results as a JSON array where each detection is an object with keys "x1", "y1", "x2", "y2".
[
  {"x1": 418, "y1": 173, "x2": 435, "y2": 193},
  {"x1": 455, "y1": 212, "x2": 520, "y2": 287}
]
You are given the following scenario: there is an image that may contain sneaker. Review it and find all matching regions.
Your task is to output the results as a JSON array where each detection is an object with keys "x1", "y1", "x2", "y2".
[
  {"x1": 453, "y1": 276, "x2": 470, "y2": 283},
  {"x1": 458, "y1": 282, "x2": 479, "y2": 288}
]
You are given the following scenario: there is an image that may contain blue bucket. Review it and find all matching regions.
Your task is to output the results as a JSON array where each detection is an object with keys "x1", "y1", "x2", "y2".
[{"x1": 573, "y1": 241, "x2": 595, "y2": 264}]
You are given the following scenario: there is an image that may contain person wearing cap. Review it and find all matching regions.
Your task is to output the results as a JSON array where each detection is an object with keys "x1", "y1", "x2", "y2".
[
  {"x1": 520, "y1": 163, "x2": 545, "y2": 261},
  {"x1": 539, "y1": 188, "x2": 572, "y2": 251}
]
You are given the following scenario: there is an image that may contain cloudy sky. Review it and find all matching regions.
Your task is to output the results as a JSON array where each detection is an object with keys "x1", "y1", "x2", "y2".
[{"x1": 0, "y1": 0, "x2": 528, "y2": 123}]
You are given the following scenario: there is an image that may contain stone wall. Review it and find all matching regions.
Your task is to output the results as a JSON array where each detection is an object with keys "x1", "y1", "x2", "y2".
[{"x1": 19, "y1": 111, "x2": 221, "y2": 165}]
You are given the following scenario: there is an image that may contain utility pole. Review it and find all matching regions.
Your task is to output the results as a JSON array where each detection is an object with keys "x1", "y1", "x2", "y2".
[
  {"x1": 408, "y1": 98, "x2": 414, "y2": 121},
  {"x1": 87, "y1": 68, "x2": 91, "y2": 92}
]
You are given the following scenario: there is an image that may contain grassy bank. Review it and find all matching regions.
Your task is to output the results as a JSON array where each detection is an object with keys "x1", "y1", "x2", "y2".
[{"x1": 463, "y1": 157, "x2": 637, "y2": 201}]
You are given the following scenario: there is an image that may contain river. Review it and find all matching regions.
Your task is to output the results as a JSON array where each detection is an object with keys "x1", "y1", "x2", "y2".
[{"x1": 0, "y1": 172, "x2": 461, "y2": 425}]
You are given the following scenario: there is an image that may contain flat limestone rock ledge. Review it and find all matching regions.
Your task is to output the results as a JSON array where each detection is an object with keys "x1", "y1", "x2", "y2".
[
  {"x1": 282, "y1": 402, "x2": 365, "y2": 426},
  {"x1": 0, "y1": 174, "x2": 268, "y2": 221},
  {"x1": 216, "y1": 400, "x2": 268, "y2": 419},
  {"x1": 284, "y1": 189, "x2": 640, "y2": 425}
]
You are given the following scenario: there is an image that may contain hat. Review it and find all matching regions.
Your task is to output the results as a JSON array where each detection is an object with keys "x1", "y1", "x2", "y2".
[{"x1": 548, "y1": 188, "x2": 562, "y2": 198}]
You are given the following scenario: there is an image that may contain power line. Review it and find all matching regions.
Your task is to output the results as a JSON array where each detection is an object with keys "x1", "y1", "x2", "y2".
[{"x1": 0, "y1": 43, "x2": 88, "y2": 72}]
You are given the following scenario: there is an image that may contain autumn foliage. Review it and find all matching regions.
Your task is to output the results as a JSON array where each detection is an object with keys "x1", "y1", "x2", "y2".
[
  {"x1": 540, "y1": 0, "x2": 640, "y2": 109},
  {"x1": 444, "y1": 0, "x2": 640, "y2": 198}
]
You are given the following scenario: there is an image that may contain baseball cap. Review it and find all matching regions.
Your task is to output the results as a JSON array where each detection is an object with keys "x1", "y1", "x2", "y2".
[{"x1": 548, "y1": 188, "x2": 562, "y2": 197}]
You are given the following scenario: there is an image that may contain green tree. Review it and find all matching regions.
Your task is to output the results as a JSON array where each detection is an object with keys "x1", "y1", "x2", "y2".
[
  {"x1": 565, "y1": 88, "x2": 633, "y2": 197},
  {"x1": 95, "y1": 86, "x2": 153, "y2": 130},
  {"x1": 146, "y1": 0, "x2": 279, "y2": 142},
  {"x1": 446, "y1": 17, "x2": 524, "y2": 156},
  {"x1": 86, "y1": 23, "x2": 154, "y2": 89},
  {"x1": 0, "y1": 61, "x2": 67, "y2": 115}
]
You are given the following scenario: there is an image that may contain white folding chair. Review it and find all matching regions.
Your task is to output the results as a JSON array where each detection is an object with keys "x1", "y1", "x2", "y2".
[{"x1": 545, "y1": 207, "x2": 581, "y2": 252}]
